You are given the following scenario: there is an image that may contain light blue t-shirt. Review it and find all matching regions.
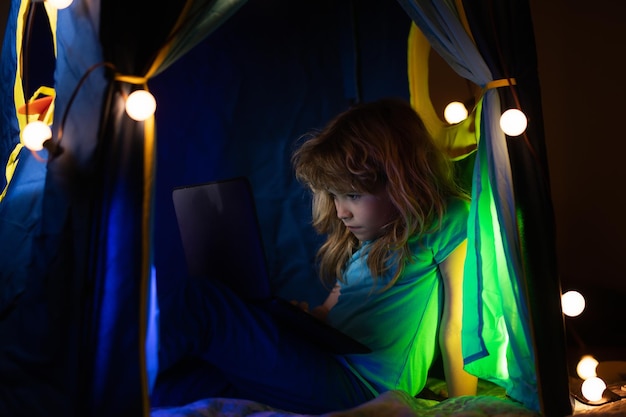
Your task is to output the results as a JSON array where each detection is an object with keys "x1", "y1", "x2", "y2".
[{"x1": 327, "y1": 198, "x2": 470, "y2": 396}]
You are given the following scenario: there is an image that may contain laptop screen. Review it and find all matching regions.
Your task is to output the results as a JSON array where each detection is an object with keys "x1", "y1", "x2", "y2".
[{"x1": 172, "y1": 177, "x2": 272, "y2": 301}]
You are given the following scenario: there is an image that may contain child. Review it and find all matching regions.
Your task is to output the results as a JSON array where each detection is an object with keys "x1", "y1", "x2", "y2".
[{"x1": 153, "y1": 97, "x2": 477, "y2": 413}]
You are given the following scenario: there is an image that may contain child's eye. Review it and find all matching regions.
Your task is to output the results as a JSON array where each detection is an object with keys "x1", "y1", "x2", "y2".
[{"x1": 346, "y1": 194, "x2": 361, "y2": 200}]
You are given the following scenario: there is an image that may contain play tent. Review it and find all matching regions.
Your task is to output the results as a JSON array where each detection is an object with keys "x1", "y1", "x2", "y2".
[{"x1": 0, "y1": 0, "x2": 573, "y2": 416}]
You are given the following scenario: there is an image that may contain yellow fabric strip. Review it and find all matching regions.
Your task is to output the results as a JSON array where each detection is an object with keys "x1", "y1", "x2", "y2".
[
  {"x1": 106, "y1": 5, "x2": 193, "y2": 412},
  {"x1": 407, "y1": 22, "x2": 478, "y2": 160},
  {"x1": 130, "y1": 4, "x2": 196, "y2": 412},
  {"x1": 3, "y1": 2, "x2": 54, "y2": 203},
  {"x1": 0, "y1": 144, "x2": 24, "y2": 203},
  {"x1": 140, "y1": 115, "x2": 156, "y2": 416},
  {"x1": 114, "y1": 74, "x2": 148, "y2": 85},
  {"x1": 127, "y1": 4, "x2": 195, "y2": 404},
  {"x1": 25, "y1": 86, "x2": 56, "y2": 124},
  {"x1": 144, "y1": 0, "x2": 195, "y2": 79},
  {"x1": 407, "y1": 22, "x2": 441, "y2": 140},
  {"x1": 484, "y1": 78, "x2": 517, "y2": 91},
  {"x1": 30, "y1": 85, "x2": 56, "y2": 98}
]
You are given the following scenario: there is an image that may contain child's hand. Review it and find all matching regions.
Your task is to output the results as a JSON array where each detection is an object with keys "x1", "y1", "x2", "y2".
[
  {"x1": 290, "y1": 300, "x2": 328, "y2": 322},
  {"x1": 310, "y1": 305, "x2": 329, "y2": 322},
  {"x1": 289, "y1": 300, "x2": 310, "y2": 312}
]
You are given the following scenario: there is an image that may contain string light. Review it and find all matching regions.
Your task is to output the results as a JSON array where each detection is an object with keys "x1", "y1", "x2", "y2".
[
  {"x1": 499, "y1": 108, "x2": 527, "y2": 136},
  {"x1": 576, "y1": 355, "x2": 599, "y2": 380},
  {"x1": 20, "y1": 0, "x2": 156, "y2": 160},
  {"x1": 22, "y1": 120, "x2": 52, "y2": 151},
  {"x1": 561, "y1": 290, "x2": 586, "y2": 317},
  {"x1": 568, "y1": 303, "x2": 609, "y2": 405},
  {"x1": 125, "y1": 90, "x2": 156, "y2": 121},
  {"x1": 443, "y1": 101, "x2": 468, "y2": 124},
  {"x1": 581, "y1": 376, "x2": 607, "y2": 402}
]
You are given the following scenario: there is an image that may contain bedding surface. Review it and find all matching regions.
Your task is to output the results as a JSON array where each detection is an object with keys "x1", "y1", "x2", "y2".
[
  {"x1": 150, "y1": 377, "x2": 626, "y2": 417},
  {"x1": 150, "y1": 379, "x2": 541, "y2": 417},
  {"x1": 571, "y1": 397, "x2": 626, "y2": 416},
  {"x1": 151, "y1": 390, "x2": 539, "y2": 417}
]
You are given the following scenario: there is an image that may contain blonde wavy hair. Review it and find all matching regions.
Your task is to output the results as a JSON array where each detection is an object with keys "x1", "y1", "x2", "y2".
[{"x1": 292, "y1": 98, "x2": 466, "y2": 289}]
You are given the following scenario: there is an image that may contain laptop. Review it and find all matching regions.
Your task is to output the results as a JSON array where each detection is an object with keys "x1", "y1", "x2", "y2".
[{"x1": 172, "y1": 176, "x2": 371, "y2": 354}]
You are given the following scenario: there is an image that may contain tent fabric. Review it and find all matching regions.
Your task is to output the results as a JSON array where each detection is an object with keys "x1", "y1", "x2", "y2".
[
  {"x1": 406, "y1": 23, "x2": 478, "y2": 161},
  {"x1": 0, "y1": 146, "x2": 46, "y2": 313},
  {"x1": 76, "y1": 2, "x2": 407, "y2": 414},
  {"x1": 0, "y1": 0, "x2": 247, "y2": 416},
  {"x1": 1, "y1": 0, "x2": 107, "y2": 415},
  {"x1": 398, "y1": 0, "x2": 536, "y2": 410},
  {"x1": 459, "y1": 2, "x2": 570, "y2": 416},
  {"x1": 0, "y1": 0, "x2": 25, "y2": 167},
  {"x1": 0, "y1": 2, "x2": 56, "y2": 316},
  {"x1": 0, "y1": 0, "x2": 28, "y2": 204},
  {"x1": 149, "y1": 0, "x2": 412, "y2": 304},
  {"x1": 0, "y1": 2, "x2": 57, "y2": 197},
  {"x1": 0, "y1": 82, "x2": 56, "y2": 317},
  {"x1": 71, "y1": 1, "x2": 248, "y2": 415},
  {"x1": 0, "y1": 0, "x2": 569, "y2": 416},
  {"x1": 400, "y1": 0, "x2": 570, "y2": 415}
]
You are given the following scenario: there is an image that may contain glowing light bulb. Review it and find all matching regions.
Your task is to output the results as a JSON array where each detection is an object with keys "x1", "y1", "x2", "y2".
[
  {"x1": 46, "y1": 0, "x2": 73, "y2": 9},
  {"x1": 562, "y1": 290, "x2": 585, "y2": 317},
  {"x1": 22, "y1": 121, "x2": 52, "y2": 151},
  {"x1": 499, "y1": 109, "x2": 527, "y2": 136},
  {"x1": 581, "y1": 376, "x2": 606, "y2": 402},
  {"x1": 444, "y1": 101, "x2": 468, "y2": 124},
  {"x1": 576, "y1": 355, "x2": 599, "y2": 380},
  {"x1": 125, "y1": 90, "x2": 156, "y2": 121}
]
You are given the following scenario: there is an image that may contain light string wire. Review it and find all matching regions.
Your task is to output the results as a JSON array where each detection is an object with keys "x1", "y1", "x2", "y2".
[
  {"x1": 19, "y1": 3, "x2": 159, "y2": 161},
  {"x1": 20, "y1": 0, "x2": 206, "y2": 161}
]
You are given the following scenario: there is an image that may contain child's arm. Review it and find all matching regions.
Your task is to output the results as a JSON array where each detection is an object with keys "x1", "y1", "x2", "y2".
[
  {"x1": 438, "y1": 239, "x2": 478, "y2": 397},
  {"x1": 291, "y1": 283, "x2": 340, "y2": 322},
  {"x1": 310, "y1": 283, "x2": 340, "y2": 321}
]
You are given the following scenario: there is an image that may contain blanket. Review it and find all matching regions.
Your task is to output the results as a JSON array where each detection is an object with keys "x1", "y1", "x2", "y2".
[
  {"x1": 151, "y1": 391, "x2": 539, "y2": 417},
  {"x1": 150, "y1": 379, "x2": 540, "y2": 417},
  {"x1": 150, "y1": 377, "x2": 626, "y2": 417}
]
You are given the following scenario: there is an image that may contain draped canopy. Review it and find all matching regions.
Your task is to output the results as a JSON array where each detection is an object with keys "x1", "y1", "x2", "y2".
[
  {"x1": 0, "y1": 1, "x2": 570, "y2": 416},
  {"x1": 397, "y1": 1, "x2": 569, "y2": 414}
]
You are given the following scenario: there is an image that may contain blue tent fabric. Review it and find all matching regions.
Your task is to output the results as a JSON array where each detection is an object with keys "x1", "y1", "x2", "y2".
[
  {"x1": 0, "y1": 0, "x2": 26, "y2": 314},
  {"x1": 150, "y1": 0, "x2": 412, "y2": 305},
  {"x1": 1, "y1": 1, "x2": 107, "y2": 415},
  {"x1": 0, "y1": 0, "x2": 569, "y2": 415},
  {"x1": 0, "y1": 147, "x2": 47, "y2": 315},
  {"x1": 0, "y1": 0, "x2": 20, "y2": 170}
]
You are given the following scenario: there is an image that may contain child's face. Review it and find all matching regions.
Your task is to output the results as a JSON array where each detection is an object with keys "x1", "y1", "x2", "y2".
[{"x1": 330, "y1": 188, "x2": 395, "y2": 242}]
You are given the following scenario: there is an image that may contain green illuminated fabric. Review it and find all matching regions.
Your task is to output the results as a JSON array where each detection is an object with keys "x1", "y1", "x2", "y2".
[
  {"x1": 462, "y1": 95, "x2": 535, "y2": 402},
  {"x1": 329, "y1": 198, "x2": 469, "y2": 397},
  {"x1": 398, "y1": 0, "x2": 539, "y2": 412}
]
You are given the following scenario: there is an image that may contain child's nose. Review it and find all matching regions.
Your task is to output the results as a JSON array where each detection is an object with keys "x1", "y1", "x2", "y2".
[{"x1": 335, "y1": 201, "x2": 351, "y2": 220}]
